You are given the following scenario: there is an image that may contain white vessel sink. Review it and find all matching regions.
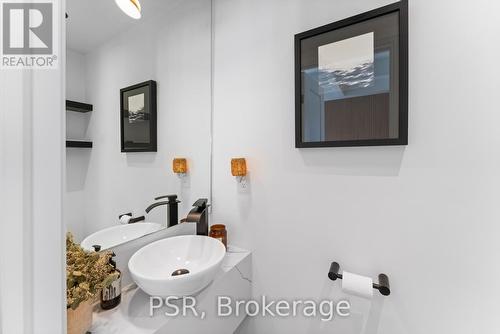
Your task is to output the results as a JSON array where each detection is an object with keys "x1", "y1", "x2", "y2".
[
  {"x1": 80, "y1": 223, "x2": 163, "y2": 251},
  {"x1": 128, "y1": 235, "x2": 226, "y2": 297}
]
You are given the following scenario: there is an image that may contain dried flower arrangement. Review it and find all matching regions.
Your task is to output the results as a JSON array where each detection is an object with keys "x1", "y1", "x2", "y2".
[{"x1": 66, "y1": 233, "x2": 119, "y2": 310}]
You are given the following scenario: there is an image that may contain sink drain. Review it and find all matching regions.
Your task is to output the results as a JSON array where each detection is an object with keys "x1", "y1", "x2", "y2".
[{"x1": 171, "y1": 269, "x2": 190, "y2": 277}]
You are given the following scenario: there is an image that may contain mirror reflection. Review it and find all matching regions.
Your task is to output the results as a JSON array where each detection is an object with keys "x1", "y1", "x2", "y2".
[{"x1": 65, "y1": 0, "x2": 212, "y2": 251}]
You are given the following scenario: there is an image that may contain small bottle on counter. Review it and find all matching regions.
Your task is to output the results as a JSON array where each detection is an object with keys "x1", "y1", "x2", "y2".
[
  {"x1": 209, "y1": 224, "x2": 227, "y2": 249},
  {"x1": 100, "y1": 253, "x2": 121, "y2": 310}
]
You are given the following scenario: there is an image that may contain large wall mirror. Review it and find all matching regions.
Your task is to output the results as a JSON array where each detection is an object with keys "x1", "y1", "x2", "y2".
[{"x1": 65, "y1": 0, "x2": 212, "y2": 251}]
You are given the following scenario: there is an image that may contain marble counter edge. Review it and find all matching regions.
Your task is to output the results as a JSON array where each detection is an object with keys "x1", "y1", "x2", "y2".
[{"x1": 90, "y1": 246, "x2": 252, "y2": 334}]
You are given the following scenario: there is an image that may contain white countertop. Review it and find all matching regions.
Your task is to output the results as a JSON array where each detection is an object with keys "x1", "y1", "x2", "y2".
[{"x1": 90, "y1": 246, "x2": 252, "y2": 334}]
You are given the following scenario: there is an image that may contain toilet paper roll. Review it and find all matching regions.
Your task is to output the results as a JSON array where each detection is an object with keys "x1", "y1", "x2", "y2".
[
  {"x1": 342, "y1": 271, "x2": 373, "y2": 299},
  {"x1": 119, "y1": 215, "x2": 131, "y2": 225}
]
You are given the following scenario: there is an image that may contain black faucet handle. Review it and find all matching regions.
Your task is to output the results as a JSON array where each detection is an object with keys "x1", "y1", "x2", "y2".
[
  {"x1": 129, "y1": 216, "x2": 146, "y2": 224},
  {"x1": 154, "y1": 194, "x2": 180, "y2": 203}
]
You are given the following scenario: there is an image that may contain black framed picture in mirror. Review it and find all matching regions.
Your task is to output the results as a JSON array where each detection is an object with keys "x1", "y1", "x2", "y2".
[
  {"x1": 120, "y1": 80, "x2": 157, "y2": 152},
  {"x1": 295, "y1": 0, "x2": 408, "y2": 148}
]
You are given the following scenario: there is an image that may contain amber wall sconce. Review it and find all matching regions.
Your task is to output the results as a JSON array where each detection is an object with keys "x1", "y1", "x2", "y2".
[
  {"x1": 231, "y1": 158, "x2": 247, "y2": 183},
  {"x1": 173, "y1": 158, "x2": 187, "y2": 177}
]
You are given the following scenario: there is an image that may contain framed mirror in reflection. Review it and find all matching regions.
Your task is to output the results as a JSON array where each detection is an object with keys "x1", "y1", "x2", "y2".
[{"x1": 295, "y1": 0, "x2": 408, "y2": 148}]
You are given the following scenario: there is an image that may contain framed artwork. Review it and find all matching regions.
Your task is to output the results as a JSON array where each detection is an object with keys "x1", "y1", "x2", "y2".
[
  {"x1": 120, "y1": 80, "x2": 157, "y2": 152},
  {"x1": 295, "y1": 0, "x2": 408, "y2": 148}
]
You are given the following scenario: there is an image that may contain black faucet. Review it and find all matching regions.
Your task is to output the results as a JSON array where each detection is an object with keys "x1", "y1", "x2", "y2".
[
  {"x1": 185, "y1": 199, "x2": 209, "y2": 236},
  {"x1": 145, "y1": 195, "x2": 180, "y2": 228}
]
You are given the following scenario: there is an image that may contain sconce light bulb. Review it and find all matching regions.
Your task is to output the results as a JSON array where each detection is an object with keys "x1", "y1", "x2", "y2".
[
  {"x1": 231, "y1": 158, "x2": 247, "y2": 177},
  {"x1": 173, "y1": 158, "x2": 188, "y2": 174}
]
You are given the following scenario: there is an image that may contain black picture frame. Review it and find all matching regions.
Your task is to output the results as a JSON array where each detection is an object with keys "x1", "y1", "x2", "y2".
[
  {"x1": 295, "y1": 0, "x2": 408, "y2": 148},
  {"x1": 120, "y1": 80, "x2": 157, "y2": 152}
]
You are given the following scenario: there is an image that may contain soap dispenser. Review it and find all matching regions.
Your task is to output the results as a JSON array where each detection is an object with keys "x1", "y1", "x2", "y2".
[{"x1": 100, "y1": 253, "x2": 121, "y2": 310}]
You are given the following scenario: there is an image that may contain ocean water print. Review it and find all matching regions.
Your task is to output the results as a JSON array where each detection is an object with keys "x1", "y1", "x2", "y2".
[
  {"x1": 318, "y1": 32, "x2": 375, "y2": 92},
  {"x1": 128, "y1": 93, "x2": 145, "y2": 123}
]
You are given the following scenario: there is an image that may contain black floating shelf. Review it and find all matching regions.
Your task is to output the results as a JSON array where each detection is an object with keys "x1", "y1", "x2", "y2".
[
  {"x1": 66, "y1": 100, "x2": 93, "y2": 113},
  {"x1": 66, "y1": 140, "x2": 92, "y2": 148}
]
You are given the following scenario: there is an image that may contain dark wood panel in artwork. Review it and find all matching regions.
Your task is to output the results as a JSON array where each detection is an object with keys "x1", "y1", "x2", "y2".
[{"x1": 324, "y1": 93, "x2": 389, "y2": 141}]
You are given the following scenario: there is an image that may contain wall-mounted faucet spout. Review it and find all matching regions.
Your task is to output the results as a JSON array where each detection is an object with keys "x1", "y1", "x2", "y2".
[
  {"x1": 185, "y1": 198, "x2": 209, "y2": 236},
  {"x1": 145, "y1": 195, "x2": 180, "y2": 228},
  {"x1": 145, "y1": 201, "x2": 169, "y2": 214}
]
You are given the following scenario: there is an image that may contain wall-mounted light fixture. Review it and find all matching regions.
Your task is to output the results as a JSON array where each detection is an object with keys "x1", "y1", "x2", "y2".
[
  {"x1": 231, "y1": 158, "x2": 247, "y2": 183},
  {"x1": 173, "y1": 158, "x2": 187, "y2": 177},
  {"x1": 115, "y1": 0, "x2": 142, "y2": 19}
]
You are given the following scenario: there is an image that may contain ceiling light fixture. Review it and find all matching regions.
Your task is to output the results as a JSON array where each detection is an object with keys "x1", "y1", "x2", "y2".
[{"x1": 115, "y1": 0, "x2": 142, "y2": 19}]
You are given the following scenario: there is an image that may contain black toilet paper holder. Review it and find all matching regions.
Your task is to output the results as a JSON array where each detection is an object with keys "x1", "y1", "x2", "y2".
[{"x1": 328, "y1": 262, "x2": 391, "y2": 296}]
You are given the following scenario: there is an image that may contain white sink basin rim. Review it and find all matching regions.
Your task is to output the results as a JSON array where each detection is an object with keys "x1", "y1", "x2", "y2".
[
  {"x1": 80, "y1": 222, "x2": 163, "y2": 251},
  {"x1": 128, "y1": 235, "x2": 226, "y2": 297}
]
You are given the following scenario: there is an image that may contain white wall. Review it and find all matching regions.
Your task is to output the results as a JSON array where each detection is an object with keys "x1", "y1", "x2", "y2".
[
  {"x1": 65, "y1": 0, "x2": 212, "y2": 240},
  {"x1": 66, "y1": 49, "x2": 90, "y2": 241},
  {"x1": 66, "y1": 49, "x2": 87, "y2": 103},
  {"x1": 0, "y1": 2, "x2": 65, "y2": 333},
  {"x1": 212, "y1": 0, "x2": 500, "y2": 333},
  {"x1": 0, "y1": 71, "x2": 34, "y2": 334}
]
